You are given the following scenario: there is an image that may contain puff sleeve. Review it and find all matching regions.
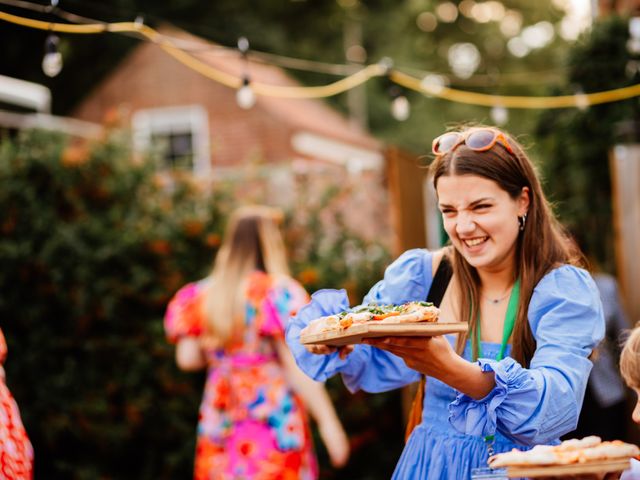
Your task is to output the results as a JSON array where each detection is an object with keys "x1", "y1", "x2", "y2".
[
  {"x1": 448, "y1": 265, "x2": 605, "y2": 445},
  {"x1": 260, "y1": 277, "x2": 310, "y2": 338},
  {"x1": 163, "y1": 281, "x2": 206, "y2": 343},
  {"x1": 286, "y1": 249, "x2": 431, "y2": 392}
]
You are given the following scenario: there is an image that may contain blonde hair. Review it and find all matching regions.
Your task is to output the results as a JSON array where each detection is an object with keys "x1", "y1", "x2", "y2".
[
  {"x1": 620, "y1": 325, "x2": 640, "y2": 389},
  {"x1": 202, "y1": 205, "x2": 289, "y2": 344}
]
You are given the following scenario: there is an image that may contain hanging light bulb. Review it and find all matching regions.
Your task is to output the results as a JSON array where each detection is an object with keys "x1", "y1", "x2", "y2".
[
  {"x1": 391, "y1": 95, "x2": 410, "y2": 121},
  {"x1": 237, "y1": 37, "x2": 250, "y2": 55},
  {"x1": 628, "y1": 17, "x2": 640, "y2": 54},
  {"x1": 42, "y1": 34, "x2": 63, "y2": 77},
  {"x1": 236, "y1": 76, "x2": 256, "y2": 110},
  {"x1": 490, "y1": 105, "x2": 508, "y2": 126},
  {"x1": 388, "y1": 85, "x2": 410, "y2": 121}
]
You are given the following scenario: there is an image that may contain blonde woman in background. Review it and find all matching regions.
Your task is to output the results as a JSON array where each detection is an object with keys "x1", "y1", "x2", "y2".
[{"x1": 164, "y1": 206, "x2": 349, "y2": 480}]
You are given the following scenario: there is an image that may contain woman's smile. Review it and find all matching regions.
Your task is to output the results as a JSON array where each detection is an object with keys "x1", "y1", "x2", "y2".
[{"x1": 462, "y1": 236, "x2": 489, "y2": 249}]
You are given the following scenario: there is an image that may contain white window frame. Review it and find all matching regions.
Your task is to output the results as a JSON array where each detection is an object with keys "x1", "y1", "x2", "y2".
[{"x1": 132, "y1": 105, "x2": 211, "y2": 175}]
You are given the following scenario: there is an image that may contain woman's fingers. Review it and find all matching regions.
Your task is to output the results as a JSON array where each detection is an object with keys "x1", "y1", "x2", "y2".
[
  {"x1": 338, "y1": 345, "x2": 354, "y2": 359},
  {"x1": 304, "y1": 344, "x2": 355, "y2": 358},
  {"x1": 305, "y1": 344, "x2": 337, "y2": 355}
]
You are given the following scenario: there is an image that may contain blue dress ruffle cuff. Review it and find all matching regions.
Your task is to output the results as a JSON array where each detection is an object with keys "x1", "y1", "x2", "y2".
[
  {"x1": 285, "y1": 289, "x2": 351, "y2": 382},
  {"x1": 448, "y1": 357, "x2": 534, "y2": 438}
]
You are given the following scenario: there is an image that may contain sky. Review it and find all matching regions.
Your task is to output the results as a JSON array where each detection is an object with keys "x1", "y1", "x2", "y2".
[{"x1": 556, "y1": 0, "x2": 594, "y2": 40}]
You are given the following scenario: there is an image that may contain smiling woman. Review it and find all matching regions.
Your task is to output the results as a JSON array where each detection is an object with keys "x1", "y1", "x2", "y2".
[{"x1": 285, "y1": 125, "x2": 606, "y2": 480}]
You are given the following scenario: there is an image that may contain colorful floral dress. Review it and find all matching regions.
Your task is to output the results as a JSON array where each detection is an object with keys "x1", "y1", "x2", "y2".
[
  {"x1": 164, "y1": 271, "x2": 318, "y2": 480},
  {"x1": 0, "y1": 329, "x2": 34, "y2": 480}
]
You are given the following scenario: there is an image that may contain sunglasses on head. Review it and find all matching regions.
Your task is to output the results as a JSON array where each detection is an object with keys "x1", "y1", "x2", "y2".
[{"x1": 431, "y1": 128, "x2": 515, "y2": 156}]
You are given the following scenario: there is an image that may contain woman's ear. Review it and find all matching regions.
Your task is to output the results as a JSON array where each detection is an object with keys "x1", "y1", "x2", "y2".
[{"x1": 518, "y1": 186, "x2": 530, "y2": 216}]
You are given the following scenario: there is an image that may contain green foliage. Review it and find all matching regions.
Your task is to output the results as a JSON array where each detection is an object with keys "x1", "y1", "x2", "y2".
[
  {"x1": 0, "y1": 128, "x2": 228, "y2": 479},
  {"x1": 286, "y1": 183, "x2": 391, "y2": 305},
  {"x1": 0, "y1": 129, "x2": 396, "y2": 478},
  {"x1": 535, "y1": 16, "x2": 640, "y2": 271}
]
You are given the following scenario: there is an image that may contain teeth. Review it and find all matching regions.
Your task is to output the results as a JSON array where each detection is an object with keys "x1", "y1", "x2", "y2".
[{"x1": 465, "y1": 237, "x2": 487, "y2": 247}]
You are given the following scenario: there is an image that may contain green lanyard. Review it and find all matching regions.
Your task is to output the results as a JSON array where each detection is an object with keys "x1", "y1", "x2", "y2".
[
  {"x1": 476, "y1": 278, "x2": 520, "y2": 457},
  {"x1": 476, "y1": 278, "x2": 520, "y2": 361}
]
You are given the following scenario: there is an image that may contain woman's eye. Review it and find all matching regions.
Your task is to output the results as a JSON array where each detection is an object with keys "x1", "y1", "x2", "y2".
[
  {"x1": 441, "y1": 209, "x2": 455, "y2": 216},
  {"x1": 474, "y1": 204, "x2": 490, "y2": 210}
]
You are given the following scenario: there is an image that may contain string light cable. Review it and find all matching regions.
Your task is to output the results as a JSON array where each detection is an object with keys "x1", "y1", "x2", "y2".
[
  {"x1": 0, "y1": 0, "x2": 360, "y2": 75},
  {"x1": 3, "y1": 8, "x2": 640, "y2": 107},
  {"x1": 398, "y1": 64, "x2": 568, "y2": 88},
  {"x1": 0, "y1": 9, "x2": 385, "y2": 97},
  {"x1": 390, "y1": 69, "x2": 640, "y2": 109},
  {"x1": 0, "y1": 0, "x2": 612, "y2": 87}
]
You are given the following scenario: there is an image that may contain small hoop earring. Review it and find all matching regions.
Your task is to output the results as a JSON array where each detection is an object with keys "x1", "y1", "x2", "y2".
[{"x1": 518, "y1": 213, "x2": 527, "y2": 232}]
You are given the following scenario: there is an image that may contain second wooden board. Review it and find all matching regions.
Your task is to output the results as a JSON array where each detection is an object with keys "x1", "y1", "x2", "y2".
[{"x1": 507, "y1": 458, "x2": 631, "y2": 478}]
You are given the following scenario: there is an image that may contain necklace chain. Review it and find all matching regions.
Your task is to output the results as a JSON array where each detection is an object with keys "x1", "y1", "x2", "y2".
[{"x1": 482, "y1": 285, "x2": 513, "y2": 304}]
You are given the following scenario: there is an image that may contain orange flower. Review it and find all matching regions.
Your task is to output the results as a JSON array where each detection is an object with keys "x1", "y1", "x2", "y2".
[
  {"x1": 205, "y1": 233, "x2": 221, "y2": 247},
  {"x1": 61, "y1": 144, "x2": 89, "y2": 167},
  {"x1": 298, "y1": 268, "x2": 319, "y2": 286},
  {"x1": 2, "y1": 216, "x2": 16, "y2": 234},
  {"x1": 147, "y1": 239, "x2": 171, "y2": 255},
  {"x1": 125, "y1": 404, "x2": 142, "y2": 425},
  {"x1": 103, "y1": 106, "x2": 122, "y2": 127},
  {"x1": 161, "y1": 272, "x2": 184, "y2": 292},
  {"x1": 183, "y1": 220, "x2": 204, "y2": 237}
]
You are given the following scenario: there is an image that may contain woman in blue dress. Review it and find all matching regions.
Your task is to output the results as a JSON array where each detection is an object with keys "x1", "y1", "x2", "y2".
[{"x1": 286, "y1": 126, "x2": 605, "y2": 480}]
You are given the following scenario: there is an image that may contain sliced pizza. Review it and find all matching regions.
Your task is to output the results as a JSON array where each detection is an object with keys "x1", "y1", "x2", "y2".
[
  {"x1": 300, "y1": 301, "x2": 440, "y2": 336},
  {"x1": 488, "y1": 436, "x2": 640, "y2": 469}
]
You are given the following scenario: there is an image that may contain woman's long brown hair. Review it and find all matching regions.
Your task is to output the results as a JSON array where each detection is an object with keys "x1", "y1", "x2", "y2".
[{"x1": 430, "y1": 128, "x2": 584, "y2": 367}]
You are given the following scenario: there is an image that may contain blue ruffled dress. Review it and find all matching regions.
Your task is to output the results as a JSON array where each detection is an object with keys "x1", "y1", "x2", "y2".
[{"x1": 286, "y1": 249, "x2": 605, "y2": 480}]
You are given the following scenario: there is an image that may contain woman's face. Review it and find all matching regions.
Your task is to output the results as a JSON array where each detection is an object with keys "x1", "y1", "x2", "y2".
[{"x1": 437, "y1": 174, "x2": 529, "y2": 274}]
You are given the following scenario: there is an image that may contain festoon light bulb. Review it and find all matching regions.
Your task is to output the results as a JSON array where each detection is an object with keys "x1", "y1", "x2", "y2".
[
  {"x1": 236, "y1": 77, "x2": 256, "y2": 110},
  {"x1": 42, "y1": 34, "x2": 63, "y2": 78},
  {"x1": 391, "y1": 95, "x2": 410, "y2": 121},
  {"x1": 490, "y1": 106, "x2": 508, "y2": 126}
]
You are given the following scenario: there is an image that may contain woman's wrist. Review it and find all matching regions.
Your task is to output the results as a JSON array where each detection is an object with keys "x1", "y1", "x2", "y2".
[{"x1": 446, "y1": 355, "x2": 496, "y2": 400}]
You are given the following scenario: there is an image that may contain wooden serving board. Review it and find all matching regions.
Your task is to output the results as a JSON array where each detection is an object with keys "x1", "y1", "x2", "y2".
[
  {"x1": 507, "y1": 458, "x2": 631, "y2": 478},
  {"x1": 300, "y1": 322, "x2": 468, "y2": 346}
]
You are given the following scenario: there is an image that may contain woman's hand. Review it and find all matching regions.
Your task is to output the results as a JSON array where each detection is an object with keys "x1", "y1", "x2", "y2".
[
  {"x1": 363, "y1": 335, "x2": 456, "y2": 377},
  {"x1": 175, "y1": 336, "x2": 207, "y2": 371},
  {"x1": 304, "y1": 344, "x2": 354, "y2": 360},
  {"x1": 318, "y1": 415, "x2": 350, "y2": 468},
  {"x1": 363, "y1": 335, "x2": 496, "y2": 399}
]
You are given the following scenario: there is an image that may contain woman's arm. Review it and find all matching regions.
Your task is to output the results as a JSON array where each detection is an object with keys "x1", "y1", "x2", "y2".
[
  {"x1": 274, "y1": 338, "x2": 349, "y2": 468},
  {"x1": 364, "y1": 335, "x2": 496, "y2": 398},
  {"x1": 286, "y1": 249, "x2": 433, "y2": 392},
  {"x1": 448, "y1": 266, "x2": 605, "y2": 445},
  {"x1": 175, "y1": 337, "x2": 206, "y2": 371}
]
